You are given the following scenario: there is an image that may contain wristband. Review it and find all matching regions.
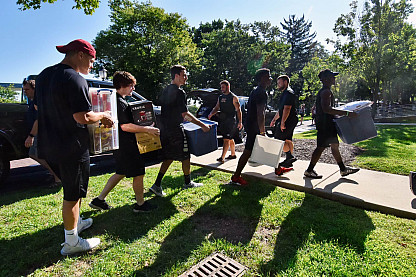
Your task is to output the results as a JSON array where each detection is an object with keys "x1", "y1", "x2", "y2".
[
  {"x1": 260, "y1": 131, "x2": 266, "y2": 135},
  {"x1": 29, "y1": 133, "x2": 35, "y2": 138},
  {"x1": 346, "y1": 111, "x2": 349, "y2": 117}
]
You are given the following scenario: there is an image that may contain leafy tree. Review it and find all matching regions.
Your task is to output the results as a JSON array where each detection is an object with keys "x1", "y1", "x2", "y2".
[
  {"x1": 16, "y1": 0, "x2": 100, "y2": 15},
  {"x1": 0, "y1": 85, "x2": 19, "y2": 103},
  {"x1": 93, "y1": 0, "x2": 200, "y2": 100},
  {"x1": 333, "y1": 0, "x2": 416, "y2": 109},
  {"x1": 280, "y1": 14, "x2": 317, "y2": 75}
]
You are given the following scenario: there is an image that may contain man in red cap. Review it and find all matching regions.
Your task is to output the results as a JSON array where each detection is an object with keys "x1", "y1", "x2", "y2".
[
  {"x1": 304, "y1": 69, "x2": 359, "y2": 179},
  {"x1": 35, "y1": 39, "x2": 113, "y2": 255}
]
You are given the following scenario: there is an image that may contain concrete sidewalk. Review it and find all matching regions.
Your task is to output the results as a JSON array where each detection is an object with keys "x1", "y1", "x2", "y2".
[{"x1": 191, "y1": 150, "x2": 416, "y2": 219}]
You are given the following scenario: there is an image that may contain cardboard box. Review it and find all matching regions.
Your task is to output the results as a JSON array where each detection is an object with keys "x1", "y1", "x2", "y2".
[
  {"x1": 130, "y1": 100, "x2": 156, "y2": 126},
  {"x1": 183, "y1": 118, "x2": 218, "y2": 156},
  {"x1": 88, "y1": 88, "x2": 119, "y2": 154},
  {"x1": 334, "y1": 106, "x2": 377, "y2": 144},
  {"x1": 249, "y1": 135, "x2": 284, "y2": 168},
  {"x1": 135, "y1": 132, "x2": 162, "y2": 154}
]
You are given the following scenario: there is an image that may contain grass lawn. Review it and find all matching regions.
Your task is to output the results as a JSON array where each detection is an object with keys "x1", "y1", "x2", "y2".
[
  {"x1": 1, "y1": 161, "x2": 416, "y2": 276},
  {"x1": 294, "y1": 125, "x2": 416, "y2": 176}
]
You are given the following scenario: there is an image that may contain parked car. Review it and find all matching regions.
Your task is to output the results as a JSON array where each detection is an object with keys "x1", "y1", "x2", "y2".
[
  {"x1": 0, "y1": 77, "x2": 161, "y2": 185},
  {"x1": 187, "y1": 88, "x2": 277, "y2": 139}
]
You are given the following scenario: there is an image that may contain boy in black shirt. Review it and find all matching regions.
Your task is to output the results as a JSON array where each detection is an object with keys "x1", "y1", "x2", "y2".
[
  {"x1": 89, "y1": 71, "x2": 160, "y2": 212},
  {"x1": 150, "y1": 65, "x2": 210, "y2": 197}
]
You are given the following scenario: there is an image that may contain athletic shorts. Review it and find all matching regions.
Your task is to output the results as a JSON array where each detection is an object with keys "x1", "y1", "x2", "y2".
[
  {"x1": 274, "y1": 117, "x2": 298, "y2": 142},
  {"x1": 218, "y1": 118, "x2": 237, "y2": 140},
  {"x1": 114, "y1": 147, "x2": 145, "y2": 178},
  {"x1": 161, "y1": 125, "x2": 190, "y2": 161},
  {"x1": 52, "y1": 150, "x2": 90, "y2": 201},
  {"x1": 244, "y1": 131, "x2": 259, "y2": 151},
  {"x1": 316, "y1": 122, "x2": 339, "y2": 147}
]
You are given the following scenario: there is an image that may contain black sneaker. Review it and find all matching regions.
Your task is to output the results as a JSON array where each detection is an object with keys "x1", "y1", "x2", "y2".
[
  {"x1": 410, "y1": 172, "x2": 416, "y2": 196},
  {"x1": 89, "y1": 197, "x2": 113, "y2": 211},
  {"x1": 279, "y1": 157, "x2": 297, "y2": 168},
  {"x1": 133, "y1": 201, "x2": 156, "y2": 213}
]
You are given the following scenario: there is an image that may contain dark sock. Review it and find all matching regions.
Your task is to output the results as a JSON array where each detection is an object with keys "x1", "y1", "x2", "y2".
[
  {"x1": 307, "y1": 164, "x2": 315, "y2": 172},
  {"x1": 155, "y1": 172, "x2": 165, "y2": 187},
  {"x1": 338, "y1": 162, "x2": 346, "y2": 171},
  {"x1": 184, "y1": 174, "x2": 191, "y2": 185},
  {"x1": 285, "y1": 151, "x2": 294, "y2": 159}
]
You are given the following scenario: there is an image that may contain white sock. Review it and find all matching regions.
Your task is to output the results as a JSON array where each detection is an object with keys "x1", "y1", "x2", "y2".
[{"x1": 64, "y1": 227, "x2": 79, "y2": 246}]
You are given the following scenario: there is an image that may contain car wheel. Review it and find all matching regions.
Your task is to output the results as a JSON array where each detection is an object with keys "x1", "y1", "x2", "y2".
[{"x1": 0, "y1": 154, "x2": 11, "y2": 186}]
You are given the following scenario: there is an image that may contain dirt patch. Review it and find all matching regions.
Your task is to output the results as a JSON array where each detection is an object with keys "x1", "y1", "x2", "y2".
[
  {"x1": 192, "y1": 214, "x2": 255, "y2": 244},
  {"x1": 235, "y1": 138, "x2": 364, "y2": 166}
]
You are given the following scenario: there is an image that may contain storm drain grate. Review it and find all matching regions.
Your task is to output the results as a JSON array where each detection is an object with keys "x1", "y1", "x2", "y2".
[{"x1": 179, "y1": 252, "x2": 247, "y2": 277}]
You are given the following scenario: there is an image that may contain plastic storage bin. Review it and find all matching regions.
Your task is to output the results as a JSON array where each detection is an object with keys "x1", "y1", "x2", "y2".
[
  {"x1": 88, "y1": 88, "x2": 119, "y2": 154},
  {"x1": 334, "y1": 106, "x2": 377, "y2": 144},
  {"x1": 130, "y1": 100, "x2": 162, "y2": 154},
  {"x1": 183, "y1": 118, "x2": 218, "y2": 156},
  {"x1": 249, "y1": 135, "x2": 284, "y2": 168}
]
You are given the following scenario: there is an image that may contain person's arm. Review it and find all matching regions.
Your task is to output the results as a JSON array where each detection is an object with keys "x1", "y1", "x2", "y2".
[
  {"x1": 320, "y1": 89, "x2": 357, "y2": 117},
  {"x1": 256, "y1": 103, "x2": 266, "y2": 135},
  {"x1": 73, "y1": 111, "x2": 114, "y2": 127},
  {"x1": 182, "y1": 111, "x2": 210, "y2": 132},
  {"x1": 25, "y1": 120, "x2": 38, "y2": 148},
  {"x1": 208, "y1": 99, "x2": 220, "y2": 120},
  {"x1": 233, "y1": 96, "x2": 243, "y2": 130},
  {"x1": 270, "y1": 110, "x2": 280, "y2": 127},
  {"x1": 280, "y1": 105, "x2": 291, "y2": 131},
  {"x1": 120, "y1": 123, "x2": 160, "y2": 136}
]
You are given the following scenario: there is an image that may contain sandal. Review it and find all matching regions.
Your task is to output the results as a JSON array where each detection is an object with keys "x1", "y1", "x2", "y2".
[
  {"x1": 225, "y1": 155, "x2": 237, "y2": 160},
  {"x1": 216, "y1": 157, "x2": 225, "y2": 163}
]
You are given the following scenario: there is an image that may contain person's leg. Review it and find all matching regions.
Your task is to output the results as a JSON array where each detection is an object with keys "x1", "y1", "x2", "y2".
[
  {"x1": 330, "y1": 143, "x2": 344, "y2": 164},
  {"x1": 220, "y1": 139, "x2": 231, "y2": 161},
  {"x1": 30, "y1": 155, "x2": 61, "y2": 182},
  {"x1": 132, "y1": 175, "x2": 145, "y2": 205},
  {"x1": 154, "y1": 160, "x2": 173, "y2": 187},
  {"x1": 306, "y1": 146, "x2": 325, "y2": 172},
  {"x1": 229, "y1": 139, "x2": 236, "y2": 156},
  {"x1": 62, "y1": 199, "x2": 80, "y2": 246},
  {"x1": 232, "y1": 149, "x2": 251, "y2": 178},
  {"x1": 97, "y1": 174, "x2": 125, "y2": 200}
]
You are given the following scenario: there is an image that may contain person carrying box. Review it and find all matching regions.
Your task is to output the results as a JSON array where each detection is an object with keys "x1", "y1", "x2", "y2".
[
  {"x1": 230, "y1": 68, "x2": 272, "y2": 186},
  {"x1": 150, "y1": 65, "x2": 210, "y2": 197},
  {"x1": 304, "y1": 69, "x2": 360, "y2": 179},
  {"x1": 89, "y1": 71, "x2": 160, "y2": 212},
  {"x1": 208, "y1": 80, "x2": 243, "y2": 163}
]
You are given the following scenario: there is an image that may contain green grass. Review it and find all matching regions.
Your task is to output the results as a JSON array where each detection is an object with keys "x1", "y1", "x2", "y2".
[
  {"x1": 1, "y1": 163, "x2": 415, "y2": 276},
  {"x1": 293, "y1": 126, "x2": 416, "y2": 176}
]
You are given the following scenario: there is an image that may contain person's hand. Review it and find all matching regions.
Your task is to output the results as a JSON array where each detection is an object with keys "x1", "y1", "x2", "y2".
[
  {"x1": 201, "y1": 123, "x2": 210, "y2": 132},
  {"x1": 146, "y1": 126, "x2": 160, "y2": 136},
  {"x1": 100, "y1": 112, "x2": 114, "y2": 128},
  {"x1": 270, "y1": 119, "x2": 276, "y2": 127},
  {"x1": 237, "y1": 122, "x2": 243, "y2": 130},
  {"x1": 280, "y1": 122, "x2": 286, "y2": 132},
  {"x1": 207, "y1": 113, "x2": 212, "y2": 120},
  {"x1": 25, "y1": 136, "x2": 34, "y2": 148}
]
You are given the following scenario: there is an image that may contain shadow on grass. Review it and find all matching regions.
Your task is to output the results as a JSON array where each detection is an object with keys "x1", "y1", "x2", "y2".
[
  {"x1": 0, "y1": 169, "x2": 187, "y2": 276},
  {"x1": 133, "y1": 178, "x2": 275, "y2": 276},
  {"x1": 259, "y1": 193, "x2": 375, "y2": 275}
]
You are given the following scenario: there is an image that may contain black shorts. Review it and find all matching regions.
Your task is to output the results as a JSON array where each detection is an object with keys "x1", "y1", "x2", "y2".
[
  {"x1": 244, "y1": 131, "x2": 258, "y2": 151},
  {"x1": 161, "y1": 125, "x2": 190, "y2": 161},
  {"x1": 218, "y1": 118, "x2": 237, "y2": 140},
  {"x1": 114, "y1": 147, "x2": 145, "y2": 178},
  {"x1": 274, "y1": 117, "x2": 298, "y2": 141},
  {"x1": 317, "y1": 123, "x2": 339, "y2": 147},
  {"x1": 51, "y1": 151, "x2": 90, "y2": 201}
]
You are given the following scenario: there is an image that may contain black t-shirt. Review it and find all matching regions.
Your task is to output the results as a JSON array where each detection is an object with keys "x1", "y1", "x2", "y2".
[
  {"x1": 218, "y1": 92, "x2": 236, "y2": 122},
  {"x1": 245, "y1": 86, "x2": 267, "y2": 133},
  {"x1": 35, "y1": 63, "x2": 91, "y2": 163},
  {"x1": 159, "y1": 84, "x2": 188, "y2": 130},
  {"x1": 117, "y1": 93, "x2": 139, "y2": 153},
  {"x1": 278, "y1": 87, "x2": 298, "y2": 123},
  {"x1": 315, "y1": 87, "x2": 336, "y2": 129}
]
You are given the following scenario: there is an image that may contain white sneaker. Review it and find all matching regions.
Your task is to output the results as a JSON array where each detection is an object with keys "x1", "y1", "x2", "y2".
[
  {"x1": 149, "y1": 184, "x2": 166, "y2": 197},
  {"x1": 60, "y1": 237, "x2": 100, "y2": 256},
  {"x1": 77, "y1": 218, "x2": 93, "y2": 234},
  {"x1": 183, "y1": 181, "x2": 203, "y2": 189}
]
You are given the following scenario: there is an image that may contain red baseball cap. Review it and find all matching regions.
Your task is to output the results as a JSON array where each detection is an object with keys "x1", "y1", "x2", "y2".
[{"x1": 56, "y1": 39, "x2": 96, "y2": 59}]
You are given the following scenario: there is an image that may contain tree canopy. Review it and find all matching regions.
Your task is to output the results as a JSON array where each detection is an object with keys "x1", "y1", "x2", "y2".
[{"x1": 16, "y1": 0, "x2": 100, "y2": 15}]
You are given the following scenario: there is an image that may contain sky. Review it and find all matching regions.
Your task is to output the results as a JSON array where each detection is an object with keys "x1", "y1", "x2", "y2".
[{"x1": 1, "y1": 0, "x2": 416, "y2": 83}]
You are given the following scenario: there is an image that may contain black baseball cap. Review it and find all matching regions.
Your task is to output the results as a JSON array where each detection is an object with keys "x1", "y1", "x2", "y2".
[{"x1": 318, "y1": 69, "x2": 339, "y2": 80}]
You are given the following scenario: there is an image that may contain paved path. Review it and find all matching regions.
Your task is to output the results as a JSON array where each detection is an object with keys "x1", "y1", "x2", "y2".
[{"x1": 191, "y1": 134, "x2": 416, "y2": 219}]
